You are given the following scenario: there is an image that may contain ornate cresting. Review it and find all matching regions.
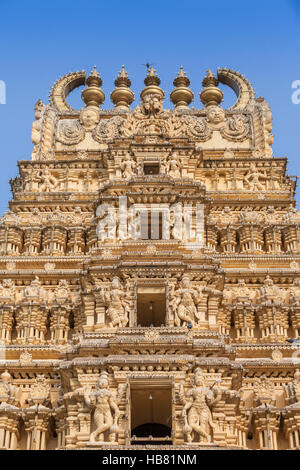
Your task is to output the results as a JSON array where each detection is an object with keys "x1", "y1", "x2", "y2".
[{"x1": 0, "y1": 65, "x2": 299, "y2": 450}]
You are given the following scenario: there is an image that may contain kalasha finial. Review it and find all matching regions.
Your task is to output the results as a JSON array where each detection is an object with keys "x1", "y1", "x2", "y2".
[
  {"x1": 140, "y1": 66, "x2": 164, "y2": 103},
  {"x1": 110, "y1": 66, "x2": 134, "y2": 110},
  {"x1": 200, "y1": 69, "x2": 223, "y2": 107},
  {"x1": 170, "y1": 66, "x2": 194, "y2": 108},
  {"x1": 81, "y1": 66, "x2": 105, "y2": 108}
]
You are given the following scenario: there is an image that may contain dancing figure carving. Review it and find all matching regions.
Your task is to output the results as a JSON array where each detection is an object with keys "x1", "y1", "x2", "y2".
[
  {"x1": 170, "y1": 274, "x2": 200, "y2": 327},
  {"x1": 100, "y1": 276, "x2": 130, "y2": 327},
  {"x1": 180, "y1": 368, "x2": 222, "y2": 444},
  {"x1": 84, "y1": 371, "x2": 120, "y2": 444}
]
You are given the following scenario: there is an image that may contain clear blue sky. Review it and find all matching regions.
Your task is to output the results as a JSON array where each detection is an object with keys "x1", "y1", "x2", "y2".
[{"x1": 0, "y1": 0, "x2": 300, "y2": 213}]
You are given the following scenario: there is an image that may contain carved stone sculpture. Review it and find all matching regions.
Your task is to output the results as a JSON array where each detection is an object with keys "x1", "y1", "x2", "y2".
[
  {"x1": 121, "y1": 154, "x2": 136, "y2": 179},
  {"x1": 180, "y1": 368, "x2": 221, "y2": 443},
  {"x1": 31, "y1": 100, "x2": 46, "y2": 160},
  {"x1": 170, "y1": 274, "x2": 200, "y2": 327},
  {"x1": 84, "y1": 371, "x2": 120, "y2": 443},
  {"x1": 100, "y1": 276, "x2": 130, "y2": 327}
]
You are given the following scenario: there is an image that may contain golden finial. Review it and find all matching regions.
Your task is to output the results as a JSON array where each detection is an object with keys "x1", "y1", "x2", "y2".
[
  {"x1": 81, "y1": 66, "x2": 105, "y2": 108},
  {"x1": 111, "y1": 66, "x2": 134, "y2": 110},
  {"x1": 170, "y1": 66, "x2": 194, "y2": 108},
  {"x1": 140, "y1": 66, "x2": 164, "y2": 103},
  {"x1": 200, "y1": 69, "x2": 223, "y2": 107}
]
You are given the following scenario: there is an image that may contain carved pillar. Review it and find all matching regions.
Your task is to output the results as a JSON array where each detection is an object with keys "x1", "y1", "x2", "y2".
[
  {"x1": 94, "y1": 291, "x2": 106, "y2": 328},
  {"x1": 0, "y1": 305, "x2": 14, "y2": 342},
  {"x1": 41, "y1": 225, "x2": 67, "y2": 255},
  {"x1": 82, "y1": 294, "x2": 96, "y2": 331},
  {"x1": 65, "y1": 404, "x2": 79, "y2": 449},
  {"x1": 15, "y1": 303, "x2": 48, "y2": 344},
  {"x1": 265, "y1": 226, "x2": 282, "y2": 253},
  {"x1": 23, "y1": 407, "x2": 51, "y2": 450},
  {"x1": 217, "y1": 307, "x2": 231, "y2": 335},
  {"x1": 0, "y1": 410, "x2": 20, "y2": 449},
  {"x1": 253, "y1": 409, "x2": 280, "y2": 450},
  {"x1": 49, "y1": 306, "x2": 70, "y2": 343},
  {"x1": 0, "y1": 226, "x2": 23, "y2": 255},
  {"x1": 257, "y1": 303, "x2": 289, "y2": 342},
  {"x1": 86, "y1": 225, "x2": 100, "y2": 253},
  {"x1": 283, "y1": 225, "x2": 300, "y2": 253},
  {"x1": 238, "y1": 224, "x2": 264, "y2": 253},
  {"x1": 220, "y1": 227, "x2": 237, "y2": 253},
  {"x1": 231, "y1": 302, "x2": 256, "y2": 343},
  {"x1": 207, "y1": 292, "x2": 222, "y2": 330},
  {"x1": 283, "y1": 411, "x2": 300, "y2": 449},
  {"x1": 76, "y1": 403, "x2": 92, "y2": 447},
  {"x1": 289, "y1": 305, "x2": 300, "y2": 338},
  {"x1": 23, "y1": 227, "x2": 42, "y2": 254},
  {"x1": 206, "y1": 225, "x2": 219, "y2": 252},
  {"x1": 67, "y1": 228, "x2": 86, "y2": 254}
]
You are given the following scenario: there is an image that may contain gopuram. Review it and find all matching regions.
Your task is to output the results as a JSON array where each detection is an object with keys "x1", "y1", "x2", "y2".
[{"x1": 0, "y1": 65, "x2": 300, "y2": 450}]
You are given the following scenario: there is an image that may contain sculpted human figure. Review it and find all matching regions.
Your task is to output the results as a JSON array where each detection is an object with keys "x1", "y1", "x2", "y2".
[
  {"x1": 180, "y1": 368, "x2": 222, "y2": 443},
  {"x1": 168, "y1": 153, "x2": 183, "y2": 178},
  {"x1": 24, "y1": 276, "x2": 46, "y2": 301},
  {"x1": 253, "y1": 374, "x2": 275, "y2": 405},
  {"x1": 171, "y1": 274, "x2": 199, "y2": 327},
  {"x1": 80, "y1": 106, "x2": 100, "y2": 131},
  {"x1": 36, "y1": 168, "x2": 58, "y2": 192},
  {"x1": 31, "y1": 100, "x2": 46, "y2": 160},
  {"x1": 0, "y1": 370, "x2": 19, "y2": 406},
  {"x1": 54, "y1": 280, "x2": 70, "y2": 302},
  {"x1": 141, "y1": 93, "x2": 163, "y2": 116},
  {"x1": 259, "y1": 275, "x2": 282, "y2": 306},
  {"x1": 84, "y1": 371, "x2": 120, "y2": 443},
  {"x1": 244, "y1": 163, "x2": 267, "y2": 191},
  {"x1": 206, "y1": 105, "x2": 225, "y2": 126},
  {"x1": 0, "y1": 279, "x2": 16, "y2": 302},
  {"x1": 234, "y1": 279, "x2": 255, "y2": 301},
  {"x1": 121, "y1": 154, "x2": 136, "y2": 179},
  {"x1": 100, "y1": 276, "x2": 130, "y2": 327}
]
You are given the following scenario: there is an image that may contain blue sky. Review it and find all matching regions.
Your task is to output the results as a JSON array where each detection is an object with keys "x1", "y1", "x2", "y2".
[{"x1": 0, "y1": 0, "x2": 300, "y2": 213}]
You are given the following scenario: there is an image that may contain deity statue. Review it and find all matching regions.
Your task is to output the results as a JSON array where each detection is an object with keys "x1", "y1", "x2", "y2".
[
  {"x1": 168, "y1": 153, "x2": 183, "y2": 178},
  {"x1": 0, "y1": 279, "x2": 16, "y2": 302},
  {"x1": 141, "y1": 93, "x2": 163, "y2": 116},
  {"x1": 206, "y1": 105, "x2": 225, "y2": 126},
  {"x1": 54, "y1": 279, "x2": 70, "y2": 303},
  {"x1": 80, "y1": 106, "x2": 100, "y2": 131},
  {"x1": 180, "y1": 368, "x2": 222, "y2": 443},
  {"x1": 24, "y1": 276, "x2": 47, "y2": 301},
  {"x1": 253, "y1": 374, "x2": 275, "y2": 406},
  {"x1": 35, "y1": 168, "x2": 58, "y2": 192},
  {"x1": 121, "y1": 154, "x2": 136, "y2": 179},
  {"x1": 259, "y1": 98, "x2": 274, "y2": 156},
  {"x1": 170, "y1": 274, "x2": 200, "y2": 327},
  {"x1": 0, "y1": 370, "x2": 19, "y2": 406},
  {"x1": 84, "y1": 371, "x2": 120, "y2": 443},
  {"x1": 244, "y1": 163, "x2": 267, "y2": 191},
  {"x1": 259, "y1": 275, "x2": 282, "y2": 306},
  {"x1": 160, "y1": 158, "x2": 168, "y2": 174},
  {"x1": 28, "y1": 374, "x2": 51, "y2": 406},
  {"x1": 100, "y1": 276, "x2": 130, "y2": 327},
  {"x1": 31, "y1": 100, "x2": 46, "y2": 161},
  {"x1": 234, "y1": 279, "x2": 255, "y2": 302}
]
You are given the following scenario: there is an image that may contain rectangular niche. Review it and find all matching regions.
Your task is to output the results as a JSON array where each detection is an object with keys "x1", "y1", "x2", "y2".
[
  {"x1": 130, "y1": 381, "x2": 172, "y2": 445},
  {"x1": 143, "y1": 162, "x2": 160, "y2": 175},
  {"x1": 137, "y1": 286, "x2": 166, "y2": 327}
]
